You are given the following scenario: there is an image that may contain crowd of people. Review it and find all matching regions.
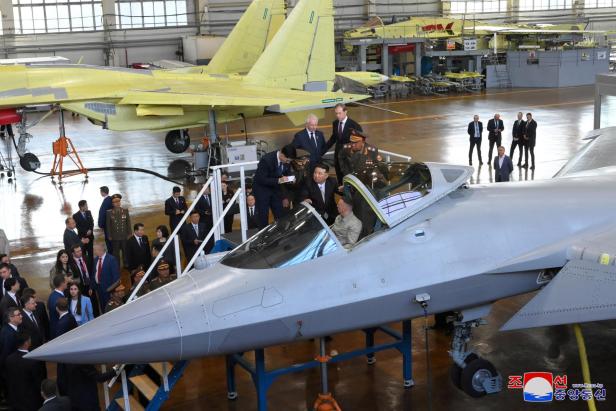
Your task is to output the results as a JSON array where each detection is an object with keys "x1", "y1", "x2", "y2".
[
  {"x1": 0, "y1": 102, "x2": 390, "y2": 410},
  {"x1": 467, "y1": 112, "x2": 538, "y2": 181}
]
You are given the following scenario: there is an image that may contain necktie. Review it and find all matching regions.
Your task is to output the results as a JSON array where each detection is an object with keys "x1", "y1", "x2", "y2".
[
  {"x1": 194, "y1": 224, "x2": 199, "y2": 235},
  {"x1": 310, "y1": 132, "x2": 317, "y2": 148},
  {"x1": 138, "y1": 237, "x2": 142, "y2": 247},
  {"x1": 338, "y1": 122, "x2": 343, "y2": 136},
  {"x1": 82, "y1": 212, "x2": 86, "y2": 219},
  {"x1": 96, "y1": 258, "x2": 102, "y2": 283},
  {"x1": 30, "y1": 312, "x2": 37, "y2": 327},
  {"x1": 205, "y1": 195, "x2": 210, "y2": 207},
  {"x1": 79, "y1": 258, "x2": 87, "y2": 283},
  {"x1": 249, "y1": 207, "x2": 254, "y2": 217},
  {"x1": 319, "y1": 184, "x2": 325, "y2": 202}
]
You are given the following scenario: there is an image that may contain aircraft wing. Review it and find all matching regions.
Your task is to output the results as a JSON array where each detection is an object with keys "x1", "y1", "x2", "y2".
[
  {"x1": 554, "y1": 127, "x2": 616, "y2": 177},
  {"x1": 501, "y1": 258, "x2": 616, "y2": 331},
  {"x1": 117, "y1": 84, "x2": 368, "y2": 114},
  {"x1": 469, "y1": 25, "x2": 603, "y2": 34}
]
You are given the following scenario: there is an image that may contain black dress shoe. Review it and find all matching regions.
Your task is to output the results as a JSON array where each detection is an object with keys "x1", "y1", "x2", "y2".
[
  {"x1": 522, "y1": 163, "x2": 528, "y2": 168},
  {"x1": 530, "y1": 165, "x2": 535, "y2": 170},
  {"x1": 479, "y1": 161, "x2": 484, "y2": 165},
  {"x1": 517, "y1": 162, "x2": 521, "y2": 166}
]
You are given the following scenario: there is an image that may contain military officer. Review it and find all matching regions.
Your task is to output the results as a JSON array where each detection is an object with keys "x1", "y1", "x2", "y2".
[
  {"x1": 150, "y1": 261, "x2": 177, "y2": 291},
  {"x1": 331, "y1": 197, "x2": 362, "y2": 249},
  {"x1": 337, "y1": 129, "x2": 381, "y2": 177},
  {"x1": 105, "y1": 281, "x2": 126, "y2": 313},
  {"x1": 129, "y1": 267, "x2": 151, "y2": 298},
  {"x1": 105, "y1": 194, "x2": 132, "y2": 268}
]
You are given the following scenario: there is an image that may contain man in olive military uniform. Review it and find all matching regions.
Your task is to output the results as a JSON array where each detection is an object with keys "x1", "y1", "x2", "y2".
[
  {"x1": 106, "y1": 194, "x2": 132, "y2": 268},
  {"x1": 150, "y1": 261, "x2": 177, "y2": 291},
  {"x1": 129, "y1": 267, "x2": 151, "y2": 298},
  {"x1": 105, "y1": 281, "x2": 126, "y2": 313},
  {"x1": 337, "y1": 130, "x2": 381, "y2": 177}
]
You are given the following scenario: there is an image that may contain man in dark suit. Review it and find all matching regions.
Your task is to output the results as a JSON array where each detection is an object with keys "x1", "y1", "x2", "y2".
[
  {"x1": 510, "y1": 112, "x2": 526, "y2": 166},
  {"x1": 21, "y1": 288, "x2": 50, "y2": 343},
  {"x1": 1, "y1": 262, "x2": 28, "y2": 303},
  {"x1": 0, "y1": 254, "x2": 21, "y2": 278},
  {"x1": 72, "y1": 200, "x2": 94, "y2": 265},
  {"x1": 40, "y1": 379, "x2": 71, "y2": 411},
  {"x1": 1, "y1": 278, "x2": 22, "y2": 322},
  {"x1": 326, "y1": 103, "x2": 363, "y2": 183},
  {"x1": 62, "y1": 217, "x2": 83, "y2": 253},
  {"x1": 98, "y1": 186, "x2": 113, "y2": 254},
  {"x1": 91, "y1": 243, "x2": 120, "y2": 311},
  {"x1": 164, "y1": 186, "x2": 188, "y2": 231},
  {"x1": 66, "y1": 363, "x2": 116, "y2": 411},
  {"x1": 54, "y1": 298, "x2": 77, "y2": 396},
  {"x1": 293, "y1": 114, "x2": 327, "y2": 171},
  {"x1": 54, "y1": 298, "x2": 77, "y2": 338},
  {"x1": 493, "y1": 146, "x2": 514, "y2": 182},
  {"x1": 0, "y1": 306, "x2": 22, "y2": 405},
  {"x1": 253, "y1": 144, "x2": 297, "y2": 228},
  {"x1": 487, "y1": 113, "x2": 505, "y2": 161},
  {"x1": 47, "y1": 275, "x2": 67, "y2": 339},
  {"x1": 181, "y1": 211, "x2": 213, "y2": 262},
  {"x1": 5, "y1": 331, "x2": 45, "y2": 411},
  {"x1": 125, "y1": 223, "x2": 151, "y2": 271},
  {"x1": 467, "y1": 114, "x2": 483, "y2": 166},
  {"x1": 246, "y1": 194, "x2": 260, "y2": 230},
  {"x1": 20, "y1": 294, "x2": 45, "y2": 350},
  {"x1": 194, "y1": 186, "x2": 213, "y2": 228},
  {"x1": 300, "y1": 163, "x2": 339, "y2": 225},
  {"x1": 523, "y1": 112, "x2": 538, "y2": 170}
]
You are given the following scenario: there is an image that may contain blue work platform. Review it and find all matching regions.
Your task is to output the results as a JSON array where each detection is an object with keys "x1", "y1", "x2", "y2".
[{"x1": 225, "y1": 320, "x2": 414, "y2": 411}]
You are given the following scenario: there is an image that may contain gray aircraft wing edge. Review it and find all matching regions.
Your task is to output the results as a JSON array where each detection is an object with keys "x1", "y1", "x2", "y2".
[{"x1": 500, "y1": 259, "x2": 616, "y2": 331}]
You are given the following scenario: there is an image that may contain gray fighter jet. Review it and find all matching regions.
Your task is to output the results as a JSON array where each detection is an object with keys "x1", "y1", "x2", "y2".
[{"x1": 28, "y1": 126, "x2": 616, "y2": 398}]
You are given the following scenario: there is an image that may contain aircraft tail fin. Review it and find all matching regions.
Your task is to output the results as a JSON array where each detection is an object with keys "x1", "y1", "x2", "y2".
[
  {"x1": 206, "y1": 0, "x2": 286, "y2": 74},
  {"x1": 245, "y1": 0, "x2": 335, "y2": 90}
]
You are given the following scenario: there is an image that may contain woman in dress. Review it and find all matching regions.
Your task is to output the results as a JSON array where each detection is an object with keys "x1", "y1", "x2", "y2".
[
  {"x1": 68, "y1": 282, "x2": 94, "y2": 325},
  {"x1": 49, "y1": 249, "x2": 76, "y2": 289},
  {"x1": 151, "y1": 225, "x2": 175, "y2": 267}
]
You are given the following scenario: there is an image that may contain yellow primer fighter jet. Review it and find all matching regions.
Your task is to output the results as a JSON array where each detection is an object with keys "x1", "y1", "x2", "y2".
[{"x1": 0, "y1": 0, "x2": 367, "y2": 153}]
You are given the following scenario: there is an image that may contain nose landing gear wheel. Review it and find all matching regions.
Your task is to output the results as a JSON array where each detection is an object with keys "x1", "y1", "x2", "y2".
[
  {"x1": 449, "y1": 352, "x2": 478, "y2": 389},
  {"x1": 460, "y1": 357, "x2": 498, "y2": 398}
]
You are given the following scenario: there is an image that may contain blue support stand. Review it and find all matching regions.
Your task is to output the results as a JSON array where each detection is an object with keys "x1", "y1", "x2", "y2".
[{"x1": 225, "y1": 320, "x2": 414, "y2": 411}]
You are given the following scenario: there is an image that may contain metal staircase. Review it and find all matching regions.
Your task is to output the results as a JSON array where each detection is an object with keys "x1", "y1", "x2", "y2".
[
  {"x1": 107, "y1": 361, "x2": 189, "y2": 411},
  {"x1": 486, "y1": 54, "x2": 511, "y2": 89}
]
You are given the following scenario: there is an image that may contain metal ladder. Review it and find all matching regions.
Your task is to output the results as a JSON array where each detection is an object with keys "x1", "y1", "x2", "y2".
[
  {"x1": 487, "y1": 54, "x2": 511, "y2": 89},
  {"x1": 106, "y1": 361, "x2": 189, "y2": 411}
]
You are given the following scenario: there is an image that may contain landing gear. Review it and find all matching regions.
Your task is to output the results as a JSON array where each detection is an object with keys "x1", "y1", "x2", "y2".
[
  {"x1": 165, "y1": 129, "x2": 191, "y2": 153},
  {"x1": 15, "y1": 111, "x2": 41, "y2": 172},
  {"x1": 449, "y1": 315, "x2": 502, "y2": 397}
]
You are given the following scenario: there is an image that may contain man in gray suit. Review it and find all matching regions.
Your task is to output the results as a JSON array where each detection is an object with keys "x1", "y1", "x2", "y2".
[{"x1": 493, "y1": 146, "x2": 514, "y2": 182}]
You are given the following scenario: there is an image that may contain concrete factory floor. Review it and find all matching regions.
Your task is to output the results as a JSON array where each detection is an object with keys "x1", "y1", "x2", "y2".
[{"x1": 0, "y1": 85, "x2": 614, "y2": 410}]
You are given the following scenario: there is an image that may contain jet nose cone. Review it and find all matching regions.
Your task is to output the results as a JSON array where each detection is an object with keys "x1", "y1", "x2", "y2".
[{"x1": 28, "y1": 286, "x2": 184, "y2": 364}]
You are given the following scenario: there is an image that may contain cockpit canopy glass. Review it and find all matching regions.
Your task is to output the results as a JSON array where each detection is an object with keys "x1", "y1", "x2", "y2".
[
  {"x1": 350, "y1": 162, "x2": 432, "y2": 218},
  {"x1": 220, "y1": 205, "x2": 337, "y2": 269}
]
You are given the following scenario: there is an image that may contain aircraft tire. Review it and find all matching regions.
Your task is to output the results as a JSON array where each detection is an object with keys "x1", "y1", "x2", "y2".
[
  {"x1": 460, "y1": 357, "x2": 497, "y2": 398},
  {"x1": 165, "y1": 129, "x2": 191, "y2": 154},
  {"x1": 20, "y1": 152, "x2": 41, "y2": 172},
  {"x1": 449, "y1": 353, "x2": 478, "y2": 389}
]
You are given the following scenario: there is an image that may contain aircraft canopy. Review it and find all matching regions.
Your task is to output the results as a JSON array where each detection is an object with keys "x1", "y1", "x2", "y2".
[{"x1": 344, "y1": 161, "x2": 473, "y2": 227}]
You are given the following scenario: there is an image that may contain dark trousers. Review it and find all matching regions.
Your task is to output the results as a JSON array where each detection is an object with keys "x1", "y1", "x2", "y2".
[
  {"x1": 110, "y1": 239, "x2": 127, "y2": 267},
  {"x1": 510, "y1": 139, "x2": 524, "y2": 164},
  {"x1": 334, "y1": 144, "x2": 344, "y2": 184},
  {"x1": 468, "y1": 137, "x2": 483, "y2": 164},
  {"x1": 524, "y1": 145, "x2": 535, "y2": 167},
  {"x1": 103, "y1": 228, "x2": 113, "y2": 255},
  {"x1": 0, "y1": 124, "x2": 13, "y2": 137},
  {"x1": 255, "y1": 191, "x2": 283, "y2": 228},
  {"x1": 488, "y1": 135, "x2": 502, "y2": 160}
]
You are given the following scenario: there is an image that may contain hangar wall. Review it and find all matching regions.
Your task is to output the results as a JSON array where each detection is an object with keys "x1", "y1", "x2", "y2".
[{"x1": 0, "y1": 0, "x2": 615, "y2": 66}]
